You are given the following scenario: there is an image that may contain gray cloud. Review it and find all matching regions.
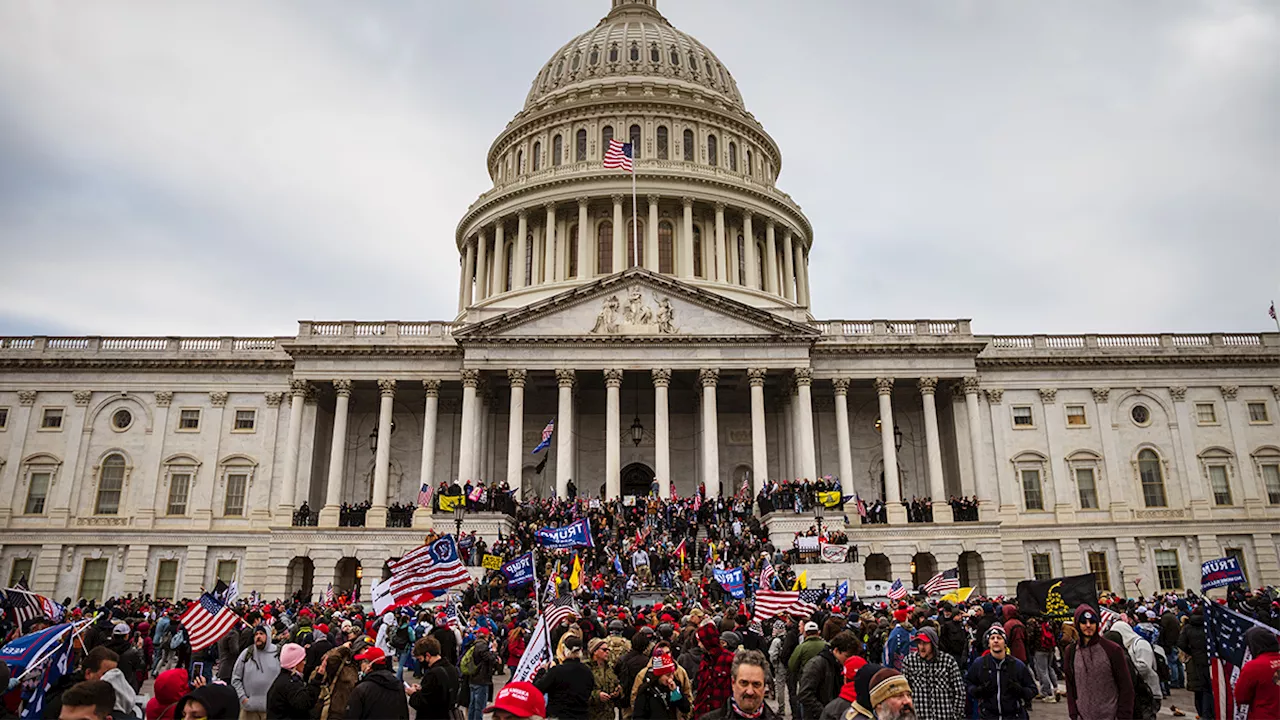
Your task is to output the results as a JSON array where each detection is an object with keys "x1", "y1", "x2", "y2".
[{"x1": 0, "y1": 0, "x2": 1276, "y2": 336}]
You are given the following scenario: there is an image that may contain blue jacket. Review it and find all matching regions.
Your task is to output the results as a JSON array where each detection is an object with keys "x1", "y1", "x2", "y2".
[
  {"x1": 964, "y1": 652, "x2": 1037, "y2": 719},
  {"x1": 884, "y1": 625, "x2": 912, "y2": 670}
]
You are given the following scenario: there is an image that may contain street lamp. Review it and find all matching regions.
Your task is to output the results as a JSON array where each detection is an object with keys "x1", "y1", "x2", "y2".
[
  {"x1": 369, "y1": 418, "x2": 397, "y2": 453},
  {"x1": 875, "y1": 418, "x2": 905, "y2": 451},
  {"x1": 814, "y1": 501, "x2": 825, "y2": 541},
  {"x1": 453, "y1": 503, "x2": 465, "y2": 541},
  {"x1": 630, "y1": 382, "x2": 644, "y2": 447}
]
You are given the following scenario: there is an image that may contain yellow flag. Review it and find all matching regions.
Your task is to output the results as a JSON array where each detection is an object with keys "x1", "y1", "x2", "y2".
[
  {"x1": 438, "y1": 494, "x2": 464, "y2": 512},
  {"x1": 793, "y1": 570, "x2": 808, "y2": 590},
  {"x1": 940, "y1": 587, "x2": 975, "y2": 604},
  {"x1": 569, "y1": 553, "x2": 582, "y2": 590},
  {"x1": 817, "y1": 490, "x2": 844, "y2": 508}
]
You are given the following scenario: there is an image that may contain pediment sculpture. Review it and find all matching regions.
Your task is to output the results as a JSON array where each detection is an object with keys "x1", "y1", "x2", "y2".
[{"x1": 590, "y1": 287, "x2": 677, "y2": 335}]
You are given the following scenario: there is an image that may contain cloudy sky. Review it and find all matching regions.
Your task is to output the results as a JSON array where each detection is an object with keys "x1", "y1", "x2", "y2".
[{"x1": 1, "y1": 0, "x2": 1277, "y2": 337}]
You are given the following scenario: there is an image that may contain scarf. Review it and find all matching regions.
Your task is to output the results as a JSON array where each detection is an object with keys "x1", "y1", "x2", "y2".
[
  {"x1": 731, "y1": 697, "x2": 764, "y2": 719},
  {"x1": 839, "y1": 680, "x2": 858, "y2": 703}
]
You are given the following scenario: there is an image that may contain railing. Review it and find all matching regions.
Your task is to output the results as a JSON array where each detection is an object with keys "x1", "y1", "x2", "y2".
[
  {"x1": 815, "y1": 319, "x2": 972, "y2": 338},
  {"x1": 982, "y1": 333, "x2": 1273, "y2": 351},
  {"x1": 299, "y1": 321, "x2": 455, "y2": 340},
  {"x1": 180, "y1": 338, "x2": 222, "y2": 351},
  {"x1": 0, "y1": 336, "x2": 288, "y2": 357},
  {"x1": 292, "y1": 509, "x2": 319, "y2": 527},
  {"x1": 101, "y1": 337, "x2": 168, "y2": 351},
  {"x1": 47, "y1": 338, "x2": 90, "y2": 350}
]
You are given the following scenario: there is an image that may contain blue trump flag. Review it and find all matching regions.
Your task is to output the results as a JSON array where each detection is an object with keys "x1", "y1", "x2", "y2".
[
  {"x1": 827, "y1": 580, "x2": 848, "y2": 606},
  {"x1": 19, "y1": 629, "x2": 72, "y2": 720},
  {"x1": 0, "y1": 622, "x2": 72, "y2": 672},
  {"x1": 613, "y1": 554, "x2": 625, "y2": 576},
  {"x1": 713, "y1": 567, "x2": 746, "y2": 599},
  {"x1": 1201, "y1": 556, "x2": 1247, "y2": 591},
  {"x1": 500, "y1": 552, "x2": 535, "y2": 588},
  {"x1": 532, "y1": 419, "x2": 555, "y2": 454},
  {"x1": 535, "y1": 517, "x2": 594, "y2": 549}
]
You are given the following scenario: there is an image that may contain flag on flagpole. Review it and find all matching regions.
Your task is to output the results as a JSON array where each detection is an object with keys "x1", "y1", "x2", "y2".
[
  {"x1": 750, "y1": 589, "x2": 823, "y2": 624},
  {"x1": 19, "y1": 628, "x2": 72, "y2": 720},
  {"x1": 603, "y1": 139, "x2": 634, "y2": 172},
  {"x1": 1, "y1": 587, "x2": 47, "y2": 629},
  {"x1": 758, "y1": 557, "x2": 777, "y2": 591},
  {"x1": 569, "y1": 553, "x2": 582, "y2": 590},
  {"x1": 511, "y1": 597, "x2": 580, "y2": 682},
  {"x1": 612, "y1": 554, "x2": 625, "y2": 576},
  {"x1": 381, "y1": 536, "x2": 471, "y2": 609},
  {"x1": 532, "y1": 419, "x2": 555, "y2": 454},
  {"x1": 1205, "y1": 599, "x2": 1280, "y2": 718},
  {"x1": 443, "y1": 595, "x2": 461, "y2": 629},
  {"x1": 417, "y1": 483, "x2": 433, "y2": 508},
  {"x1": 922, "y1": 568, "x2": 960, "y2": 595},
  {"x1": 1270, "y1": 301, "x2": 1277, "y2": 320},
  {"x1": 792, "y1": 571, "x2": 808, "y2": 590},
  {"x1": 674, "y1": 538, "x2": 687, "y2": 565},
  {"x1": 179, "y1": 593, "x2": 243, "y2": 652},
  {"x1": 887, "y1": 579, "x2": 908, "y2": 601}
]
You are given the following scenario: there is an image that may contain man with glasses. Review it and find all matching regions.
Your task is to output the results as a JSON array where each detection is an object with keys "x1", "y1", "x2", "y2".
[{"x1": 1062, "y1": 604, "x2": 1133, "y2": 720}]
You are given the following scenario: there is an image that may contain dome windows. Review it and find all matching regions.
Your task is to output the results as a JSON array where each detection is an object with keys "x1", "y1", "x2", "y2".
[
  {"x1": 571, "y1": 52, "x2": 581, "y2": 72},
  {"x1": 669, "y1": 46, "x2": 680, "y2": 66},
  {"x1": 656, "y1": 126, "x2": 669, "y2": 159},
  {"x1": 682, "y1": 129, "x2": 694, "y2": 161},
  {"x1": 589, "y1": 46, "x2": 600, "y2": 66},
  {"x1": 658, "y1": 221, "x2": 674, "y2": 273},
  {"x1": 597, "y1": 220, "x2": 613, "y2": 274},
  {"x1": 650, "y1": 43, "x2": 660, "y2": 64},
  {"x1": 728, "y1": 141, "x2": 738, "y2": 172},
  {"x1": 568, "y1": 224, "x2": 579, "y2": 277},
  {"x1": 609, "y1": 43, "x2": 619, "y2": 64},
  {"x1": 629, "y1": 124, "x2": 642, "y2": 158},
  {"x1": 707, "y1": 134, "x2": 718, "y2": 167},
  {"x1": 746, "y1": 149, "x2": 753, "y2": 176},
  {"x1": 687, "y1": 51, "x2": 698, "y2": 74},
  {"x1": 555, "y1": 58, "x2": 565, "y2": 78},
  {"x1": 629, "y1": 42, "x2": 640, "y2": 63},
  {"x1": 692, "y1": 226, "x2": 703, "y2": 277},
  {"x1": 601, "y1": 125, "x2": 614, "y2": 153},
  {"x1": 576, "y1": 129, "x2": 587, "y2": 162},
  {"x1": 553, "y1": 135, "x2": 563, "y2": 166},
  {"x1": 532, "y1": 141, "x2": 541, "y2": 171},
  {"x1": 517, "y1": 148, "x2": 524, "y2": 174}
]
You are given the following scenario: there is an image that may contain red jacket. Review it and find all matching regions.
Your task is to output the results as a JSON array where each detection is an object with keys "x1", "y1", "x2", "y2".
[
  {"x1": 694, "y1": 624, "x2": 733, "y2": 718},
  {"x1": 1235, "y1": 651, "x2": 1280, "y2": 719}
]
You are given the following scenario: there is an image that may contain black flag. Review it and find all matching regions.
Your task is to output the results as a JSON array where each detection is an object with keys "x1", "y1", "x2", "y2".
[
  {"x1": 1016, "y1": 573, "x2": 1097, "y2": 619},
  {"x1": 534, "y1": 454, "x2": 548, "y2": 474}
]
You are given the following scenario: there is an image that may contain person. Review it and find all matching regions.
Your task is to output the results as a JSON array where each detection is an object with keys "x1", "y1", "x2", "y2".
[
  {"x1": 343, "y1": 646, "x2": 408, "y2": 720},
  {"x1": 408, "y1": 637, "x2": 460, "y2": 720},
  {"x1": 312, "y1": 646, "x2": 360, "y2": 720},
  {"x1": 232, "y1": 626, "x2": 280, "y2": 720},
  {"x1": 633, "y1": 653, "x2": 690, "y2": 720},
  {"x1": 937, "y1": 606, "x2": 967, "y2": 667},
  {"x1": 1063, "y1": 605, "x2": 1134, "y2": 720},
  {"x1": 104, "y1": 624, "x2": 145, "y2": 694},
  {"x1": 1027, "y1": 616, "x2": 1058, "y2": 703},
  {"x1": 57, "y1": 681, "x2": 116, "y2": 720},
  {"x1": 818, "y1": 657, "x2": 867, "y2": 720},
  {"x1": 866, "y1": 668, "x2": 914, "y2": 720},
  {"x1": 882, "y1": 611, "x2": 912, "y2": 671},
  {"x1": 586, "y1": 638, "x2": 621, "y2": 720},
  {"x1": 173, "y1": 683, "x2": 241, "y2": 720},
  {"x1": 788, "y1": 622, "x2": 826, "y2": 699},
  {"x1": 1111, "y1": 621, "x2": 1162, "y2": 719},
  {"x1": 901, "y1": 627, "x2": 964, "y2": 720},
  {"x1": 45, "y1": 646, "x2": 119, "y2": 720},
  {"x1": 1234, "y1": 625, "x2": 1280, "y2": 719},
  {"x1": 797, "y1": 631, "x2": 860, "y2": 720},
  {"x1": 534, "y1": 635, "x2": 594, "y2": 720},
  {"x1": 391, "y1": 613, "x2": 416, "y2": 683},
  {"x1": 460, "y1": 629, "x2": 497, "y2": 720},
  {"x1": 1001, "y1": 605, "x2": 1028, "y2": 664},
  {"x1": 1177, "y1": 608, "x2": 1212, "y2": 720},
  {"x1": 216, "y1": 625, "x2": 242, "y2": 687},
  {"x1": 695, "y1": 649, "x2": 778, "y2": 720},
  {"x1": 144, "y1": 669, "x2": 190, "y2": 720},
  {"x1": 98, "y1": 662, "x2": 140, "y2": 720},
  {"x1": 693, "y1": 623, "x2": 734, "y2": 719},
  {"x1": 964, "y1": 625, "x2": 1036, "y2": 719},
  {"x1": 483, "y1": 682, "x2": 547, "y2": 720},
  {"x1": 266, "y1": 643, "x2": 322, "y2": 720}
]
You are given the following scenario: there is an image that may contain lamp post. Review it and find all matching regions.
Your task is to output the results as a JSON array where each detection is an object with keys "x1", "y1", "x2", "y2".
[
  {"x1": 815, "y1": 500, "x2": 825, "y2": 543},
  {"x1": 355, "y1": 564, "x2": 363, "y2": 600},
  {"x1": 454, "y1": 503, "x2": 465, "y2": 543}
]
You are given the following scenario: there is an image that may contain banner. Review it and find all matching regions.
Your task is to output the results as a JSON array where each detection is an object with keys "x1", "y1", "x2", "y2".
[
  {"x1": 817, "y1": 490, "x2": 844, "y2": 508},
  {"x1": 827, "y1": 580, "x2": 848, "y2": 605},
  {"x1": 481, "y1": 554, "x2": 503, "y2": 571},
  {"x1": 1016, "y1": 573, "x2": 1097, "y2": 619},
  {"x1": 512, "y1": 612, "x2": 550, "y2": 682},
  {"x1": 371, "y1": 578, "x2": 396, "y2": 615},
  {"x1": 438, "y1": 494, "x2": 464, "y2": 512},
  {"x1": 940, "y1": 587, "x2": 976, "y2": 604},
  {"x1": 1201, "y1": 556, "x2": 1247, "y2": 591},
  {"x1": 535, "y1": 517, "x2": 594, "y2": 549},
  {"x1": 500, "y1": 553, "x2": 535, "y2": 588},
  {"x1": 821, "y1": 544, "x2": 849, "y2": 563},
  {"x1": 713, "y1": 567, "x2": 746, "y2": 599},
  {"x1": 795, "y1": 536, "x2": 820, "y2": 553}
]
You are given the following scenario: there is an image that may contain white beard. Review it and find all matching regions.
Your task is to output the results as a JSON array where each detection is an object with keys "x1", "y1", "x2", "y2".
[{"x1": 874, "y1": 705, "x2": 916, "y2": 720}]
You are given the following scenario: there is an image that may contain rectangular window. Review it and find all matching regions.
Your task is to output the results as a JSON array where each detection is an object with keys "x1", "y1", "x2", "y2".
[
  {"x1": 1012, "y1": 406, "x2": 1033, "y2": 427},
  {"x1": 1155, "y1": 549, "x2": 1182, "y2": 591},
  {"x1": 1263, "y1": 464, "x2": 1280, "y2": 505},
  {"x1": 0, "y1": 407, "x2": 8, "y2": 429},
  {"x1": 1065, "y1": 405, "x2": 1087, "y2": 426},
  {"x1": 166, "y1": 472, "x2": 191, "y2": 515},
  {"x1": 1224, "y1": 547, "x2": 1248, "y2": 586},
  {"x1": 1021, "y1": 469, "x2": 1044, "y2": 510},
  {"x1": 1031, "y1": 553, "x2": 1053, "y2": 581},
  {"x1": 224, "y1": 473, "x2": 248, "y2": 516},
  {"x1": 216, "y1": 560, "x2": 237, "y2": 585},
  {"x1": 1088, "y1": 552, "x2": 1111, "y2": 593},
  {"x1": 1247, "y1": 402, "x2": 1270, "y2": 423},
  {"x1": 1196, "y1": 403, "x2": 1217, "y2": 424},
  {"x1": 40, "y1": 408, "x2": 63, "y2": 429},
  {"x1": 233, "y1": 409, "x2": 256, "y2": 431},
  {"x1": 24, "y1": 471, "x2": 51, "y2": 514},
  {"x1": 178, "y1": 409, "x2": 201, "y2": 430},
  {"x1": 79, "y1": 558, "x2": 108, "y2": 602},
  {"x1": 1076, "y1": 467, "x2": 1098, "y2": 509},
  {"x1": 154, "y1": 559, "x2": 178, "y2": 600},
  {"x1": 1208, "y1": 465, "x2": 1233, "y2": 506},
  {"x1": 9, "y1": 558, "x2": 33, "y2": 587}
]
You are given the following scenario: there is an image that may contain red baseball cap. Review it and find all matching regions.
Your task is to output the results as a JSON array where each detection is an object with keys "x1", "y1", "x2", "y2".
[
  {"x1": 484, "y1": 681, "x2": 546, "y2": 718},
  {"x1": 913, "y1": 632, "x2": 933, "y2": 643},
  {"x1": 353, "y1": 646, "x2": 385, "y2": 663}
]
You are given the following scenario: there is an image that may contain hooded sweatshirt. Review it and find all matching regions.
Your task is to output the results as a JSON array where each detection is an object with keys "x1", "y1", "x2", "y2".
[
  {"x1": 232, "y1": 640, "x2": 281, "y2": 713},
  {"x1": 100, "y1": 668, "x2": 140, "y2": 719},
  {"x1": 1111, "y1": 621, "x2": 1162, "y2": 699},
  {"x1": 1235, "y1": 626, "x2": 1280, "y2": 719},
  {"x1": 174, "y1": 684, "x2": 241, "y2": 720},
  {"x1": 902, "y1": 627, "x2": 966, "y2": 720},
  {"x1": 1001, "y1": 605, "x2": 1028, "y2": 663},
  {"x1": 144, "y1": 669, "x2": 190, "y2": 720},
  {"x1": 1063, "y1": 605, "x2": 1133, "y2": 720}
]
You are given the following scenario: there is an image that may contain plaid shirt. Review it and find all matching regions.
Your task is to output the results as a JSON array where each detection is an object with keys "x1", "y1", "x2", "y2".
[
  {"x1": 694, "y1": 625, "x2": 734, "y2": 718},
  {"x1": 902, "y1": 650, "x2": 966, "y2": 720}
]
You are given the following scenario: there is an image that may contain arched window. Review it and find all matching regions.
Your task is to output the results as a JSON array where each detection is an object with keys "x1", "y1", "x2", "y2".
[
  {"x1": 629, "y1": 42, "x2": 640, "y2": 62},
  {"x1": 658, "y1": 221, "x2": 674, "y2": 273},
  {"x1": 629, "y1": 124, "x2": 641, "y2": 158},
  {"x1": 609, "y1": 44, "x2": 619, "y2": 63},
  {"x1": 552, "y1": 135, "x2": 563, "y2": 166},
  {"x1": 597, "y1": 221, "x2": 613, "y2": 274},
  {"x1": 656, "y1": 126, "x2": 669, "y2": 159},
  {"x1": 650, "y1": 43, "x2": 660, "y2": 63},
  {"x1": 692, "y1": 226, "x2": 703, "y2": 278},
  {"x1": 747, "y1": 149, "x2": 754, "y2": 176},
  {"x1": 626, "y1": 219, "x2": 644, "y2": 268},
  {"x1": 576, "y1": 129, "x2": 587, "y2": 162},
  {"x1": 601, "y1": 125, "x2": 614, "y2": 154},
  {"x1": 96, "y1": 453, "x2": 126, "y2": 515},
  {"x1": 669, "y1": 46, "x2": 680, "y2": 66},
  {"x1": 688, "y1": 51, "x2": 698, "y2": 72},
  {"x1": 1138, "y1": 449, "x2": 1168, "y2": 507},
  {"x1": 516, "y1": 149, "x2": 524, "y2": 174},
  {"x1": 532, "y1": 141, "x2": 541, "y2": 171},
  {"x1": 554, "y1": 58, "x2": 564, "y2": 77},
  {"x1": 683, "y1": 129, "x2": 694, "y2": 161},
  {"x1": 568, "y1": 225, "x2": 579, "y2": 278},
  {"x1": 589, "y1": 46, "x2": 600, "y2": 66},
  {"x1": 525, "y1": 234, "x2": 534, "y2": 286},
  {"x1": 570, "y1": 52, "x2": 581, "y2": 72},
  {"x1": 707, "y1": 134, "x2": 718, "y2": 166},
  {"x1": 729, "y1": 142, "x2": 738, "y2": 171}
]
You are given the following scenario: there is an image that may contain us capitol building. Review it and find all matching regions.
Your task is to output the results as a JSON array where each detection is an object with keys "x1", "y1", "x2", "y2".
[{"x1": 1, "y1": 0, "x2": 1277, "y2": 603}]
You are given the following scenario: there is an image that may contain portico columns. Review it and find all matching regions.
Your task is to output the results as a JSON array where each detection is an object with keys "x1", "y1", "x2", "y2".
[
  {"x1": 457, "y1": 370, "x2": 479, "y2": 485},
  {"x1": 832, "y1": 378, "x2": 855, "y2": 498},
  {"x1": 743, "y1": 211, "x2": 757, "y2": 289},
  {"x1": 605, "y1": 369, "x2": 623, "y2": 499},
  {"x1": 611, "y1": 196, "x2": 625, "y2": 273},
  {"x1": 652, "y1": 369, "x2": 672, "y2": 498},
  {"x1": 748, "y1": 369, "x2": 769, "y2": 496},
  {"x1": 414, "y1": 380, "x2": 440, "y2": 527},
  {"x1": 646, "y1": 196, "x2": 660, "y2": 270},
  {"x1": 578, "y1": 198, "x2": 590, "y2": 277},
  {"x1": 458, "y1": 240, "x2": 475, "y2": 312},
  {"x1": 919, "y1": 377, "x2": 953, "y2": 522},
  {"x1": 492, "y1": 222, "x2": 507, "y2": 294},
  {"x1": 700, "y1": 369, "x2": 721, "y2": 497},
  {"x1": 782, "y1": 229, "x2": 796, "y2": 302},
  {"x1": 794, "y1": 243, "x2": 809, "y2": 307},
  {"x1": 794, "y1": 368, "x2": 817, "y2": 481},
  {"x1": 277, "y1": 379, "x2": 307, "y2": 519},
  {"x1": 680, "y1": 197, "x2": 695, "y2": 278},
  {"x1": 876, "y1": 377, "x2": 907, "y2": 523},
  {"x1": 555, "y1": 369, "x2": 575, "y2": 497},
  {"x1": 367, "y1": 379, "x2": 396, "y2": 528},
  {"x1": 475, "y1": 228, "x2": 489, "y2": 300},
  {"x1": 319, "y1": 379, "x2": 352, "y2": 526},
  {"x1": 514, "y1": 212, "x2": 528, "y2": 290},
  {"x1": 543, "y1": 203, "x2": 557, "y2": 283},
  {"x1": 506, "y1": 370, "x2": 526, "y2": 493},
  {"x1": 764, "y1": 220, "x2": 779, "y2": 294},
  {"x1": 961, "y1": 377, "x2": 984, "y2": 512},
  {"x1": 714, "y1": 202, "x2": 727, "y2": 282}
]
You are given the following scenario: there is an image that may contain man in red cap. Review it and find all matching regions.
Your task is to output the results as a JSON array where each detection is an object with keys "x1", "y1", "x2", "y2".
[
  {"x1": 345, "y1": 647, "x2": 408, "y2": 719},
  {"x1": 484, "y1": 681, "x2": 546, "y2": 720},
  {"x1": 901, "y1": 627, "x2": 964, "y2": 720}
]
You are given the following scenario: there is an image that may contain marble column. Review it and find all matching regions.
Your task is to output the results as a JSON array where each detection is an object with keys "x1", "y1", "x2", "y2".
[
  {"x1": 794, "y1": 368, "x2": 817, "y2": 481},
  {"x1": 506, "y1": 370, "x2": 526, "y2": 492},
  {"x1": 605, "y1": 369, "x2": 623, "y2": 499},
  {"x1": 781, "y1": 229, "x2": 796, "y2": 301},
  {"x1": 764, "y1": 219, "x2": 779, "y2": 294},
  {"x1": 780, "y1": 391, "x2": 794, "y2": 479},
  {"x1": 457, "y1": 370, "x2": 479, "y2": 485},
  {"x1": 611, "y1": 195, "x2": 625, "y2": 273},
  {"x1": 876, "y1": 377, "x2": 906, "y2": 522},
  {"x1": 477, "y1": 388, "x2": 490, "y2": 482},
  {"x1": 743, "y1": 210, "x2": 757, "y2": 289},
  {"x1": 700, "y1": 369, "x2": 721, "y2": 498},
  {"x1": 919, "y1": 377, "x2": 952, "y2": 522},
  {"x1": 367, "y1": 379, "x2": 396, "y2": 528},
  {"x1": 832, "y1": 378, "x2": 855, "y2": 497},
  {"x1": 794, "y1": 242, "x2": 809, "y2": 307},
  {"x1": 680, "y1": 197, "x2": 695, "y2": 278},
  {"x1": 543, "y1": 203, "x2": 556, "y2": 284},
  {"x1": 748, "y1": 369, "x2": 769, "y2": 496},
  {"x1": 277, "y1": 379, "x2": 308, "y2": 518},
  {"x1": 414, "y1": 380, "x2": 440, "y2": 527},
  {"x1": 962, "y1": 377, "x2": 985, "y2": 513},
  {"x1": 492, "y1": 221, "x2": 507, "y2": 295},
  {"x1": 646, "y1": 195, "x2": 660, "y2": 270},
  {"x1": 714, "y1": 202, "x2": 727, "y2": 282},
  {"x1": 514, "y1": 212, "x2": 528, "y2": 290},
  {"x1": 555, "y1": 369, "x2": 575, "y2": 497},
  {"x1": 458, "y1": 240, "x2": 475, "y2": 312},
  {"x1": 578, "y1": 198, "x2": 591, "y2": 278},
  {"x1": 475, "y1": 228, "x2": 489, "y2": 300},
  {"x1": 653, "y1": 369, "x2": 672, "y2": 498},
  {"x1": 319, "y1": 379, "x2": 352, "y2": 526}
]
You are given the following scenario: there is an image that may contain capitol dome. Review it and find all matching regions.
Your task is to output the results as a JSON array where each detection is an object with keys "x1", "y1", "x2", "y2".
[{"x1": 523, "y1": 0, "x2": 745, "y2": 113}]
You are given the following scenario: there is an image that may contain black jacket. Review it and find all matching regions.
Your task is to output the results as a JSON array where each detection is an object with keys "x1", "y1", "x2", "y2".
[
  {"x1": 429, "y1": 627, "x2": 459, "y2": 666},
  {"x1": 633, "y1": 675, "x2": 691, "y2": 720},
  {"x1": 106, "y1": 637, "x2": 146, "y2": 692},
  {"x1": 266, "y1": 669, "x2": 322, "y2": 720},
  {"x1": 461, "y1": 639, "x2": 497, "y2": 686},
  {"x1": 410, "y1": 660, "x2": 460, "y2": 720},
  {"x1": 344, "y1": 667, "x2": 409, "y2": 720},
  {"x1": 41, "y1": 670, "x2": 86, "y2": 720},
  {"x1": 697, "y1": 698, "x2": 782, "y2": 720},
  {"x1": 797, "y1": 649, "x2": 841, "y2": 720},
  {"x1": 964, "y1": 652, "x2": 1037, "y2": 720},
  {"x1": 939, "y1": 618, "x2": 968, "y2": 662},
  {"x1": 1177, "y1": 614, "x2": 1211, "y2": 692},
  {"x1": 534, "y1": 657, "x2": 594, "y2": 720}
]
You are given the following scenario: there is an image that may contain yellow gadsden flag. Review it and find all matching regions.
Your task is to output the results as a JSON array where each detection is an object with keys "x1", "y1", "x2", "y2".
[
  {"x1": 792, "y1": 570, "x2": 808, "y2": 590},
  {"x1": 816, "y1": 490, "x2": 844, "y2": 508},
  {"x1": 438, "y1": 494, "x2": 464, "y2": 512},
  {"x1": 940, "y1": 587, "x2": 975, "y2": 604},
  {"x1": 569, "y1": 553, "x2": 583, "y2": 590}
]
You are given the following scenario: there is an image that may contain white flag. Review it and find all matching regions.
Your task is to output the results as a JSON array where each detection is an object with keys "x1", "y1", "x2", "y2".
[
  {"x1": 371, "y1": 577, "x2": 397, "y2": 615},
  {"x1": 511, "y1": 612, "x2": 550, "y2": 683}
]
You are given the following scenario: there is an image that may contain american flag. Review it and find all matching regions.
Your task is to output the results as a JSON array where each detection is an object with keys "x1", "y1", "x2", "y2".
[
  {"x1": 1270, "y1": 301, "x2": 1277, "y2": 320},
  {"x1": 417, "y1": 483, "x2": 433, "y2": 508},
  {"x1": 544, "y1": 596, "x2": 580, "y2": 628},
  {"x1": 1100, "y1": 606, "x2": 1123, "y2": 631},
  {"x1": 443, "y1": 595, "x2": 462, "y2": 629},
  {"x1": 385, "y1": 536, "x2": 471, "y2": 604},
  {"x1": 603, "y1": 139, "x2": 634, "y2": 172},
  {"x1": 1, "y1": 586, "x2": 60, "y2": 628},
  {"x1": 1206, "y1": 600, "x2": 1280, "y2": 719},
  {"x1": 179, "y1": 593, "x2": 242, "y2": 652},
  {"x1": 887, "y1": 579, "x2": 908, "y2": 601},
  {"x1": 750, "y1": 589, "x2": 823, "y2": 624},
  {"x1": 21, "y1": 628, "x2": 72, "y2": 720},
  {"x1": 324, "y1": 583, "x2": 335, "y2": 605},
  {"x1": 922, "y1": 568, "x2": 960, "y2": 595},
  {"x1": 532, "y1": 419, "x2": 555, "y2": 454},
  {"x1": 758, "y1": 558, "x2": 777, "y2": 591}
]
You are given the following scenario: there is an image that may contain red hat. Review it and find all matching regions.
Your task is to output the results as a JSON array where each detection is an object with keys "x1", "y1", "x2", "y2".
[
  {"x1": 654, "y1": 602, "x2": 664, "y2": 612},
  {"x1": 353, "y1": 646, "x2": 386, "y2": 663},
  {"x1": 316, "y1": 623, "x2": 329, "y2": 635},
  {"x1": 483, "y1": 681, "x2": 546, "y2": 718},
  {"x1": 893, "y1": 609, "x2": 909, "y2": 623},
  {"x1": 476, "y1": 627, "x2": 492, "y2": 636},
  {"x1": 651, "y1": 653, "x2": 677, "y2": 677},
  {"x1": 912, "y1": 632, "x2": 933, "y2": 643},
  {"x1": 299, "y1": 608, "x2": 313, "y2": 618},
  {"x1": 843, "y1": 656, "x2": 867, "y2": 681}
]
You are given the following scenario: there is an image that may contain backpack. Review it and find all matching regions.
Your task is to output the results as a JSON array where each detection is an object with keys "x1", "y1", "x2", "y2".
[
  {"x1": 1154, "y1": 648, "x2": 1170, "y2": 682},
  {"x1": 170, "y1": 628, "x2": 185, "y2": 650},
  {"x1": 392, "y1": 625, "x2": 411, "y2": 653},
  {"x1": 459, "y1": 645, "x2": 478, "y2": 678},
  {"x1": 1125, "y1": 652, "x2": 1157, "y2": 719},
  {"x1": 1040, "y1": 623, "x2": 1055, "y2": 652}
]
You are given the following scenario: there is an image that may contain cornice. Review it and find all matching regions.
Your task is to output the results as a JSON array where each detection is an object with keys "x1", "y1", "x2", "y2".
[
  {"x1": 0, "y1": 358, "x2": 293, "y2": 372},
  {"x1": 813, "y1": 342, "x2": 988, "y2": 357},
  {"x1": 457, "y1": 334, "x2": 814, "y2": 347},
  {"x1": 280, "y1": 344, "x2": 463, "y2": 359}
]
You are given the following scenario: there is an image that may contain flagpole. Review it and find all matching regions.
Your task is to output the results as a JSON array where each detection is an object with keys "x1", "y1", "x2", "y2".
[
  {"x1": 631, "y1": 163, "x2": 638, "y2": 268},
  {"x1": 532, "y1": 548, "x2": 555, "y2": 670},
  {"x1": 1273, "y1": 299, "x2": 1279, "y2": 333}
]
